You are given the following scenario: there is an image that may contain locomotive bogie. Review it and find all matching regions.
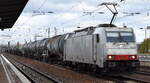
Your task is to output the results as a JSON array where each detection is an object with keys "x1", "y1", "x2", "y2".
[{"x1": 105, "y1": 60, "x2": 140, "y2": 71}]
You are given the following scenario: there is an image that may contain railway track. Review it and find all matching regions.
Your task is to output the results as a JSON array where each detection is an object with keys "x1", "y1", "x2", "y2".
[
  {"x1": 72, "y1": 64, "x2": 150, "y2": 83},
  {"x1": 118, "y1": 72, "x2": 150, "y2": 83},
  {"x1": 0, "y1": 55, "x2": 30, "y2": 83},
  {"x1": 49, "y1": 64, "x2": 149, "y2": 83},
  {"x1": 111, "y1": 65, "x2": 150, "y2": 83},
  {"x1": 53, "y1": 62, "x2": 145, "y2": 83},
  {"x1": 3, "y1": 53, "x2": 115, "y2": 83},
  {"x1": 3, "y1": 54, "x2": 60, "y2": 83},
  {"x1": 136, "y1": 71, "x2": 150, "y2": 76},
  {"x1": 54, "y1": 64, "x2": 130, "y2": 83},
  {"x1": 4, "y1": 53, "x2": 150, "y2": 83}
]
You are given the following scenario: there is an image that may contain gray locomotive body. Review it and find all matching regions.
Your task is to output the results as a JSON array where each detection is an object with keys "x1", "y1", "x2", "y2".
[{"x1": 63, "y1": 26, "x2": 139, "y2": 70}]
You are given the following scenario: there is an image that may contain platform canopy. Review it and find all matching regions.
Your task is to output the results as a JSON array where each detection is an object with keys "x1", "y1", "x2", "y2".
[{"x1": 0, "y1": 0, "x2": 28, "y2": 30}]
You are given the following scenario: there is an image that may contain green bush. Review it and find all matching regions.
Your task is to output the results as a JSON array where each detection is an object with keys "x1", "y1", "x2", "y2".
[{"x1": 139, "y1": 38, "x2": 150, "y2": 53}]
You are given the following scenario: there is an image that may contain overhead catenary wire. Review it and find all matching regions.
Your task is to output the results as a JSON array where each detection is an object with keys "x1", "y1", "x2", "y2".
[
  {"x1": 16, "y1": 0, "x2": 48, "y2": 27},
  {"x1": 55, "y1": 6, "x2": 106, "y2": 29},
  {"x1": 57, "y1": 1, "x2": 130, "y2": 28},
  {"x1": 36, "y1": 0, "x2": 48, "y2": 11},
  {"x1": 11, "y1": 0, "x2": 50, "y2": 39},
  {"x1": 45, "y1": 2, "x2": 104, "y2": 35},
  {"x1": 17, "y1": 0, "x2": 105, "y2": 31},
  {"x1": 14, "y1": 0, "x2": 150, "y2": 32},
  {"x1": 49, "y1": 0, "x2": 104, "y2": 28},
  {"x1": 6, "y1": 0, "x2": 150, "y2": 44}
]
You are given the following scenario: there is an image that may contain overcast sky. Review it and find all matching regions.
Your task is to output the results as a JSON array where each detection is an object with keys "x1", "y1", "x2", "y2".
[{"x1": 0, "y1": 0, "x2": 150, "y2": 44}]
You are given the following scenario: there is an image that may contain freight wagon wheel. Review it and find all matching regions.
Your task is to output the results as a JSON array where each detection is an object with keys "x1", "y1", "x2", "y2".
[{"x1": 41, "y1": 50, "x2": 48, "y2": 62}]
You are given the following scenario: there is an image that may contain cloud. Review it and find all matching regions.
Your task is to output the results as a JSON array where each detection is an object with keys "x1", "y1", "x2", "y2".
[{"x1": 0, "y1": 0, "x2": 150, "y2": 44}]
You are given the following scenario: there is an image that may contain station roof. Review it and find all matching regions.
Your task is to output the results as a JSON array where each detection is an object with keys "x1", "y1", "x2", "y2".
[{"x1": 0, "y1": 0, "x2": 28, "y2": 30}]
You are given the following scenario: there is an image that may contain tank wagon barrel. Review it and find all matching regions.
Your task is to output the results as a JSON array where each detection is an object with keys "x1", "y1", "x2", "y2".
[
  {"x1": 47, "y1": 34, "x2": 67, "y2": 55},
  {"x1": 21, "y1": 34, "x2": 69, "y2": 59}
]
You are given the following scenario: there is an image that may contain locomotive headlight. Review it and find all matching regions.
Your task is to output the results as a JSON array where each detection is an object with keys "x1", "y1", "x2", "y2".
[
  {"x1": 131, "y1": 56, "x2": 136, "y2": 59},
  {"x1": 108, "y1": 56, "x2": 112, "y2": 59},
  {"x1": 129, "y1": 55, "x2": 137, "y2": 60},
  {"x1": 107, "y1": 55, "x2": 115, "y2": 60},
  {"x1": 119, "y1": 45, "x2": 123, "y2": 48}
]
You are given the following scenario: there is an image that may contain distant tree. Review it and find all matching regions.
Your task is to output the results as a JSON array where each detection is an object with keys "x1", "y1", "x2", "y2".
[{"x1": 139, "y1": 38, "x2": 150, "y2": 53}]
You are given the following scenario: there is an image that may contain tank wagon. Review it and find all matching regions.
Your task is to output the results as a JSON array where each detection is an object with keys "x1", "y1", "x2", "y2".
[{"x1": 5, "y1": 24, "x2": 140, "y2": 71}]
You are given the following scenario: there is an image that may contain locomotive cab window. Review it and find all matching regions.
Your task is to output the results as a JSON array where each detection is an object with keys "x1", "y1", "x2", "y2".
[
  {"x1": 106, "y1": 31, "x2": 135, "y2": 42},
  {"x1": 106, "y1": 32, "x2": 119, "y2": 42},
  {"x1": 120, "y1": 32, "x2": 135, "y2": 42}
]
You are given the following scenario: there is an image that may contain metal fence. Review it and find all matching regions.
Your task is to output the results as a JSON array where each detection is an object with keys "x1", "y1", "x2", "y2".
[{"x1": 138, "y1": 54, "x2": 150, "y2": 61}]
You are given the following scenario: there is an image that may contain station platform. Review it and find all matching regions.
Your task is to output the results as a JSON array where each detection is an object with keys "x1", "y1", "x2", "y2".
[
  {"x1": 0, "y1": 54, "x2": 30, "y2": 83},
  {"x1": 0, "y1": 56, "x2": 9, "y2": 83}
]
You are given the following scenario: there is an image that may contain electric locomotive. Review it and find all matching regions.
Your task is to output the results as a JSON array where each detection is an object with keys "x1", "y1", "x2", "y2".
[{"x1": 63, "y1": 24, "x2": 139, "y2": 71}]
